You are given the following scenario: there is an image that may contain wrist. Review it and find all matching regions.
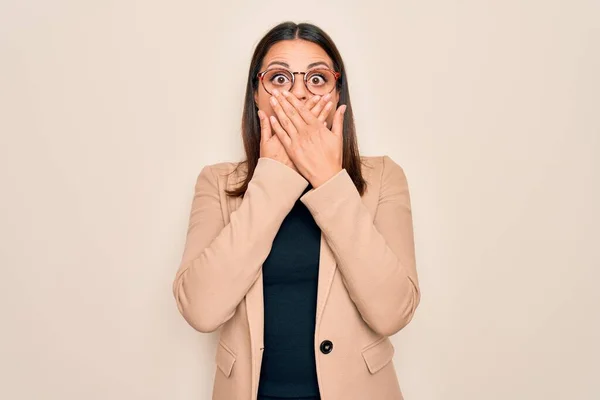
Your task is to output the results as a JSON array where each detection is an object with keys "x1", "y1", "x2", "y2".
[{"x1": 310, "y1": 167, "x2": 343, "y2": 188}]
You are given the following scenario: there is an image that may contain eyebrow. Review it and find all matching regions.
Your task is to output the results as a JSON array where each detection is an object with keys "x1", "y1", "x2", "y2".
[{"x1": 265, "y1": 60, "x2": 332, "y2": 70}]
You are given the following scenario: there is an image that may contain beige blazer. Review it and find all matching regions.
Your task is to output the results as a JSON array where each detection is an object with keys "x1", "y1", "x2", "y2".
[{"x1": 172, "y1": 155, "x2": 421, "y2": 400}]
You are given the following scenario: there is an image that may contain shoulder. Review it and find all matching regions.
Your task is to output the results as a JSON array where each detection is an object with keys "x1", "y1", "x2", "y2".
[
  {"x1": 361, "y1": 155, "x2": 411, "y2": 210},
  {"x1": 196, "y1": 156, "x2": 406, "y2": 186},
  {"x1": 194, "y1": 160, "x2": 246, "y2": 189},
  {"x1": 359, "y1": 155, "x2": 407, "y2": 182},
  {"x1": 206, "y1": 160, "x2": 245, "y2": 176},
  {"x1": 200, "y1": 159, "x2": 248, "y2": 175}
]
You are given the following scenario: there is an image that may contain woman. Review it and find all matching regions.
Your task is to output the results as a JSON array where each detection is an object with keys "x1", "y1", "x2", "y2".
[{"x1": 172, "y1": 21, "x2": 421, "y2": 400}]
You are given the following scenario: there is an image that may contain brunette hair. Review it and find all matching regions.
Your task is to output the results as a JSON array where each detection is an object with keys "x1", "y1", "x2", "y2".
[{"x1": 226, "y1": 21, "x2": 366, "y2": 197}]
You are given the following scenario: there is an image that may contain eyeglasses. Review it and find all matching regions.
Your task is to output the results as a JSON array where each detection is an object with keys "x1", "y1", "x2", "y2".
[{"x1": 257, "y1": 67, "x2": 341, "y2": 96}]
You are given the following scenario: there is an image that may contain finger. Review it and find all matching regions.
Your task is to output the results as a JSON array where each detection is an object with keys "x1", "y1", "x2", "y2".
[
  {"x1": 269, "y1": 93, "x2": 298, "y2": 139},
  {"x1": 273, "y1": 90, "x2": 307, "y2": 131},
  {"x1": 281, "y1": 90, "x2": 317, "y2": 125},
  {"x1": 305, "y1": 95, "x2": 322, "y2": 112},
  {"x1": 311, "y1": 93, "x2": 332, "y2": 120},
  {"x1": 331, "y1": 104, "x2": 347, "y2": 136},
  {"x1": 257, "y1": 110, "x2": 272, "y2": 143},
  {"x1": 269, "y1": 115, "x2": 293, "y2": 149},
  {"x1": 317, "y1": 101, "x2": 334, "y2": 123}
]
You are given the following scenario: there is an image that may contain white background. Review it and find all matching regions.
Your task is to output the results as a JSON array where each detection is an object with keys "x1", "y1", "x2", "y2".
[{"x1": 1, "y1": 0, "x2": 599, "y2": 399}]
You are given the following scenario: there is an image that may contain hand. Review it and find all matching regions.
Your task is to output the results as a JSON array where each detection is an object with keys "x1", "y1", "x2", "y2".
[
  {"x1": 268, "y1": 89, "x2": 347, "y2": 188},
  {"x1": 304, "y1": 93, "x2": 336, "y2": 128},
  {"x1": 258, "y1": 109, "x2": 298, "y2": 173},
  {"x1": 257, "y1": 94, "x2": 335, "y2": 173}
]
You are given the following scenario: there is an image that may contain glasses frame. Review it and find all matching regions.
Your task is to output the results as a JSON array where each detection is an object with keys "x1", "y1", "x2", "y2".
[{"x1": 257, "y1": 67, "x2": 341, "y2": 96}]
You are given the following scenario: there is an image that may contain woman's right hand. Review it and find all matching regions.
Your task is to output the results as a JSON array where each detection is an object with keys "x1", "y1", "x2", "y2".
[
  {"x1": 258, "y1": 94, "x2": 335, "y2": 173},
  {"x1": 258, "y1": 109, "x2": 298, "y2": 173}
]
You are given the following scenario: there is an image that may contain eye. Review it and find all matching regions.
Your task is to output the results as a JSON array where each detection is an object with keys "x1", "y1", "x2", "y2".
[
  {"x1": 307, "y1": 72, "x2": 328, "y2": 86},
  {"x1": 269, "y1": 72, "x2": 291, "y2": 86}
]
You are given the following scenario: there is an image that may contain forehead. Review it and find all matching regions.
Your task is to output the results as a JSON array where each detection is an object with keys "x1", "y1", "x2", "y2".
[{"x1": 261, "y1": 39, "x2": 333, "y2": 70}]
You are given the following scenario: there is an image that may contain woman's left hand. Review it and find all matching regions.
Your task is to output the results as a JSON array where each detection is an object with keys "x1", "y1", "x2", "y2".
[{"x1": 268, "y1": 89, "x2": 347, "y2": 188}]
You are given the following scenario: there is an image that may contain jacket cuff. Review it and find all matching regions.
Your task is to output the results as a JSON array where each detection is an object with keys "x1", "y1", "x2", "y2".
[
  {"x1": 299, "y1": 168, "x2": 358, "y2": 215},
  {"x1": 254, "y1": 157, "x2": 309, "y2": 196}
]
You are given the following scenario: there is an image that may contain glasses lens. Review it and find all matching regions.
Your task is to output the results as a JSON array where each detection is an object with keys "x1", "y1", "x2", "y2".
[
  {"x1": 263, "y1": 69, "x2": 293, "y2": 93},
  {"x1": 306, "y1": 69, "x2": 336, "y2": 95}
]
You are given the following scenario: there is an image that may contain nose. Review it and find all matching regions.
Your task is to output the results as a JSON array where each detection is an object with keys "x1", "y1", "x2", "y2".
[{"x1": 290, "y1": 73, "x2": 308, "y2": 101}]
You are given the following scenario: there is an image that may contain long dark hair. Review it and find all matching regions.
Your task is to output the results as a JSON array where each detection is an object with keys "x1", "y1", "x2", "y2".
[{"x1": 226, "y1": 21, "x2": 367, "y2": 197}]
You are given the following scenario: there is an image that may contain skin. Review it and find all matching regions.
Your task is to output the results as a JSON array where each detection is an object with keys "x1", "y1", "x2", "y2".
[{"x1": 255, "y1": 39, "x2": 348, "y2": 188}]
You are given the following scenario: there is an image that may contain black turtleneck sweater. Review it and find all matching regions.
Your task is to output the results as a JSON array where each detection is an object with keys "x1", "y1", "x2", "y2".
[{"x1": 257, "y1": 184, "x2": 322, "y2": 399}]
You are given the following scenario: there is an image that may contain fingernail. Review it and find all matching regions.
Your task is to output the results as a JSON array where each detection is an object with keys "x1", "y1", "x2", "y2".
[
  {"x1": 313, "y1": 95, "x2": 321, "y2": 102},
  {"x1": 326, "y1": 101, "x2": 333, "y2": 109},
  {"x1": 272, "y1": 89, "x2": 280, "y2": 96},
  {"x1": 342, "y1": 105, "x2": 347, "y2": 115},
  {"x1": 324, "y1": 93, "x2": 331, "y2": 101},
  {"x1": 270, "y1": 96, "x2": 277, "y2": 105},
  {"x1": 282, "y1": 90, "x2": 290, "y2": 97},
  {"x1": 269, "y1": 116, "x2": 277, "y2": 124},
  {"x1": 257, "y1": 110, "x2": 262, "y2": 119}
]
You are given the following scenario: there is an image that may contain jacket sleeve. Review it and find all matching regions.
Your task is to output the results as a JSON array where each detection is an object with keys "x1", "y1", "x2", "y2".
[
  {"x1": 173, "y1": 157, "x2": 309, "y2": 333},
  {"x1": 300, "y1": 155, "x2": 420, "y2": 337}
]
